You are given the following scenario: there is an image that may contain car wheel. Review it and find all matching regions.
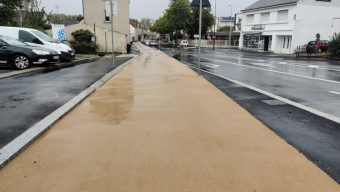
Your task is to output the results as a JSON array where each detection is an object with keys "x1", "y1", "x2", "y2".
[{"x1": 13, "y1": 55, "x2": 31, "y2": 70}]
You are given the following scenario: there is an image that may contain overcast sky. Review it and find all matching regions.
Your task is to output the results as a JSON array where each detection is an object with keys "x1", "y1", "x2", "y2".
[{"x1": 40, "y1": 0, "x2": 258, "y2": 19}]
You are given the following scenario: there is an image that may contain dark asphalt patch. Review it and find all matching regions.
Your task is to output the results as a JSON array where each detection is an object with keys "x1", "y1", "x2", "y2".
[
  {"x1": 199, "y1": 70, "x2": 340, "y2": 183},
  {"x1": 0, "y1": 57, "x2": 133, "y2": 149}
]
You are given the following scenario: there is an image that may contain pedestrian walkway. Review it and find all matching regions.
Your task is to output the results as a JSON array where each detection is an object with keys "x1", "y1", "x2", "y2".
[{"x1": 0, "y1": 43, "x2": 339, "y2": 191}]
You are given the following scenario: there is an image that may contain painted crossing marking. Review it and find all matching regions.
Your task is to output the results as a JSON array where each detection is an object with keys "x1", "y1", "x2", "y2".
[{"x1": 187, "y1": 54, "x2": 340, "y2": 85}]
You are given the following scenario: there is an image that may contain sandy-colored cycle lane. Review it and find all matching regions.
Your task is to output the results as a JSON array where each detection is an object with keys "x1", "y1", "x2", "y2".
[{"x1": 0, "y1": 43, "x2": 339, "y2": 191}]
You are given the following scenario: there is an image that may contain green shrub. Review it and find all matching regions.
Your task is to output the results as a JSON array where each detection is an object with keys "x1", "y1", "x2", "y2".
[
  {"x1": 70, "y1": 29, "x2": 98, "y2": 54},
  {"x1": 329, "y1": 33, "x2": 340, "y2": 57}
]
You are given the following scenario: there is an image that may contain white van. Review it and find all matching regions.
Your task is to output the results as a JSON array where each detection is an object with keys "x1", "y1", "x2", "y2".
[{"x1": 0, "y1": 26, "x2": 75, "y2": 61}]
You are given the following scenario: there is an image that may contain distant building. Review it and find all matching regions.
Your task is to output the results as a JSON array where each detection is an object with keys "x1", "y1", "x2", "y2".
[
  {"x1": 215, "y1": 17, "x2": 235, "y2": 31},
  {"x1": 238, "y1": 0, "x2": 340, "y2": 54},
  {"x1": 129, "y1": 19, "x2": 142, "y2": 42}
]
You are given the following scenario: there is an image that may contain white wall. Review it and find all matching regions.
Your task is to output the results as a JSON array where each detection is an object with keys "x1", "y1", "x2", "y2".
[
  {"x1": 241, "y1": 5, "x2": 297, "y2": 33},
  {"x1": 292, "y1": 1, "x2": 340, "y2": 50}
]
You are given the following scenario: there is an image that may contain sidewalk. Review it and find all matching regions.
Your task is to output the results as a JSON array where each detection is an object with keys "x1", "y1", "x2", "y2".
[{"x1": 0, "y1": 43, "x2": 339, "y2": 191}]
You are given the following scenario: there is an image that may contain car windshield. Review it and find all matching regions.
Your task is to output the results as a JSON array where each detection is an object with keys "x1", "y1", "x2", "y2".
[
  {"x1": 1, "y1": 36, "x2": 27, "y2": 46},
  {"x1": 309, "y1": 41, "x2": 316, "y2": 45},
  {"x1": 32, "y1": 30, "x2": 54, "y2": 42}
]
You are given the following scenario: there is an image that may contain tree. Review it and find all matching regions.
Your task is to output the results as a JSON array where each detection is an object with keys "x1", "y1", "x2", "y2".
[
  {"x1": 187, "y1": 8, "x2": 215, "y2": 38},
  {"x1": 47, "y1": 14, "x2": 83, "y2": 25},
  {"x1": 217, "y1": 26, "x2": 231, "y2": 32},
  {"x1": 166, "y1": 0, "x2": 192, "y2": 32},
  {"x1": 329, "y1": 32, "x2": 340, "y2": 57},
  {"x1": 140, "y1": 18, "x2": 152, "y2": 29},
  {"x1": 0, "y1": 0, "x2": 23, "y2": 26},
  {"x1": 151, "y1": 0, "x2": 192, "y2": 35},
  {"x1": 21, "y1": 0, "x2": 50, "y2": 30},
  {"x1": 150, "y1": 15, "x2": 171, "y2": 34}
]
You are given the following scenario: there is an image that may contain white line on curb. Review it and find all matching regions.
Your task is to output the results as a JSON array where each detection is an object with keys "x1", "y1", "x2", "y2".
[
  {"x1": 0, "y1": 54, "x2": 141, "y2": 168},
  {"x1": 186, "y1": 64, "x2": 340, "y2": 125}
]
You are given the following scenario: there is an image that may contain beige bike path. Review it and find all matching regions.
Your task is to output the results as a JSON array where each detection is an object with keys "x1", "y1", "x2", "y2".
[{"x1": 0, "y1": 43, "x2": 339, "y2": 191}]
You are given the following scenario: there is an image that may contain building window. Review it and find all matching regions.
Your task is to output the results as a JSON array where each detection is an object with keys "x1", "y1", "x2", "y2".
[
  {"x1": 260, "y1": 12, "x2": 270, "y2": 24},
  {"x1": 277, "y1": 10, "x2": 288, "y2": 23},
  {"x1": 243, "y1": 34, "x2": 260, "y2": 49},
  {"x1": 246, "y1": 14, "x2": 254, "y2": 24}
]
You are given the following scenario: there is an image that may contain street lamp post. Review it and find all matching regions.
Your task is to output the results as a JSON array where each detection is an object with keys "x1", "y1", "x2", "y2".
[
  {"x1": 110, "y1": 0, "x2": 115, "y2": 66},
  {"x1": 228, "y1": 4, "x2": 233, "y2": 50},
  {"x1": 213, "y1": 0, "x2": 216, "y2": 51},
  {"x1": 191, "y1": 0, "x2": 211, "y2": 75},
  {"x1": 198, "y1": 0, "x2": 203, "y2": 75}
]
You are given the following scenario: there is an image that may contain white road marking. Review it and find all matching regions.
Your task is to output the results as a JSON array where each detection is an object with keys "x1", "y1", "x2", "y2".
[
  {"x1": 329, "y1": 91, "x2": 340, "y2": 95},
  {"x1": 308, "y1": 65, "x2": 320, "y2": 68},
  {"x1": 201, "y1": 50, "x2": 340, "y2": 71},
  {"x1": 188, "y1": 54, "x2": 340, "y2": 85},
  {"x1": 187, "y1": 64, "x2": 340, "y2": 124},
  {"x1": 251, "y1": 63, "x2": 272, "y2": 67}
]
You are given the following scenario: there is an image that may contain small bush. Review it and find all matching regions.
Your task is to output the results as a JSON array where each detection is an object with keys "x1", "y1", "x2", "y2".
[
  {"x1": 329, "y1": 33, "x2": 340, "y2": 57},
  {"x1": 70, "y1": 29, "x2": 98, "y2": 54}
]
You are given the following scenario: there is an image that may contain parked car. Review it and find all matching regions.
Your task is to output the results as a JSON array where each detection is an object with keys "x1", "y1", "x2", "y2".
[
  {"x1": 150, "y1": 40, "x2": 158, "y2": 47},
  {"x1": 306, "y1": 40, "x2": 329, "y2": 53},
  {"x1": 180, "y1": 40, "x2": 189, "y2": 47},
  {"x1": 0, "y1": 36, "x2": 60, "y2": 70},
  {"x1": 0, "y1": 26, "x2": 75, "y2": 61},
  {"x1": 145, "y1": 40, "x2": 150, "y2": 46}
]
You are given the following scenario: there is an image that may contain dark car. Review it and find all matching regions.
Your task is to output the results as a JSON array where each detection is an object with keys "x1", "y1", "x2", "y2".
[
  {"x1": 0, "y1": 36, "x2": 60, "y2": 70},
  {"x1": 306, "y1": 40, "x2": 329, "y2": 53}
]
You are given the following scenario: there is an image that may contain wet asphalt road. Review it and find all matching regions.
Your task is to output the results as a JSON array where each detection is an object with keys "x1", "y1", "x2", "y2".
[
  {"x1": 0, "y1": 56, "x2": 132, "y2": 149},
  {"x1": 163, "y1": 48, "x2": 340, "y2": 118},
  {"x1": 162, "y1": 47, "x2": 340, "y2": 183}
]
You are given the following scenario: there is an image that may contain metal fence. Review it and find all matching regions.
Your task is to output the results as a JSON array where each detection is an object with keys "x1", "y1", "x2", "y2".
[{"x1": 295, "y1": 45, "x2": 340, "y2": 58}]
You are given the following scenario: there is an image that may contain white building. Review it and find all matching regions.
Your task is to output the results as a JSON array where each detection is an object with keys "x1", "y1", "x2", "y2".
[
  {"x1": 238, "y1": 0, "x2": 340, "y2": 54},
  {"x1": 214, "y1": 17, "x2": 235, "y2": 31}
]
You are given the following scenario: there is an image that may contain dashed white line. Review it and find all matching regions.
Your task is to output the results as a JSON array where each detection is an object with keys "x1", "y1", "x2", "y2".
[
  {"x1": 308, "y1": 65, "x2": 320, "y2": 69},
  {"x1": 329, "y1": 91, "x2": 340, "y2": 95}
]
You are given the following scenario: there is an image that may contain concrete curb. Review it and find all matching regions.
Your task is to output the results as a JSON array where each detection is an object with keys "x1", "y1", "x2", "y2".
[
  {"x1": 0, "y1": 56, "x2": 100, "y2": 80},
  {"x1": 0, "y1": 54, "x2": 141, "y2": 169}
]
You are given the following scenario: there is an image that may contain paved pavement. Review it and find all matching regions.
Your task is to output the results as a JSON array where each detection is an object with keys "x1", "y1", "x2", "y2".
[
  {"x1": 0, "y1": 56, "x2": 132, "y2": 149},
  {"x1": 162, "y1": 48, "x2": 340, "y2": 118},
  {"x1": 0, "y1": 43, "x2": 339, "y2": 191}
]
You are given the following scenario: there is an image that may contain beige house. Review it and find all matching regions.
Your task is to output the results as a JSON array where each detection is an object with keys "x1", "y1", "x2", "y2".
[
  {"x1": 82, "y1": 0, "x2": 130, "y2": 53},
  {"x1": 48, "y1": 0, "x2": 130, "y2": 53}
]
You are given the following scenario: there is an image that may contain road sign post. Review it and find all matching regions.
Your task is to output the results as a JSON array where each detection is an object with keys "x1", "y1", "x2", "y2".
[{"x1": 110, "y1": 0, "x2": 117, "y2": 66}]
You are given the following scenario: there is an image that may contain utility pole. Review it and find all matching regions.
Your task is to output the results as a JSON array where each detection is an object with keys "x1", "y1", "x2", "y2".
[
  {"x1": 213, "y1": 0, "x2": 216, "y2": 51},
  {"x1": 228, "y1": 4, "x2": 233, "y2": 50},
  {"x1": 198, "y1": 0, "x2": 203, "y2": 75},
  {"x1": 110, "y1": 0, "x2": 115, "y2": 66},
  {"x1": 55, "y1": 5, "x2": 59, "y2": 14}
]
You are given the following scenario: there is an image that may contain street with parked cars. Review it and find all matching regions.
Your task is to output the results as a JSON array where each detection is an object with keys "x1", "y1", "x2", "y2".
[{"x1": 0, "y1": 27, "x2": 75, "y2": 70}]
